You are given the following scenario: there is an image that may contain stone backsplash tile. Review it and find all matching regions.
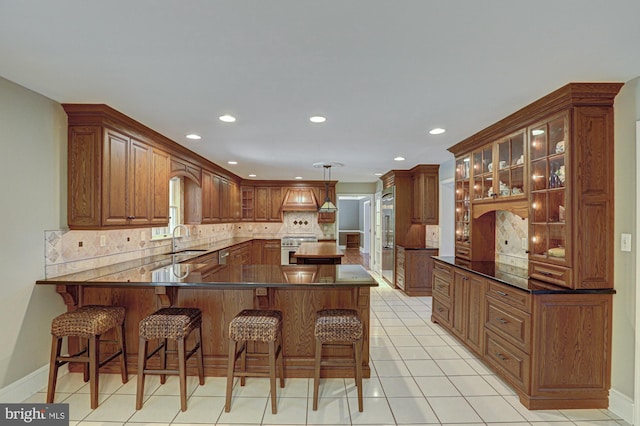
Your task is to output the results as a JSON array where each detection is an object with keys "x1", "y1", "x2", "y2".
[{"x1": 495, "y1": 210, "x2": 528, "y2": 261}]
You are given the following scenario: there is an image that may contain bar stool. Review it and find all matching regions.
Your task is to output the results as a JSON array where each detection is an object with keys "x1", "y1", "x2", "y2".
[
  {"x1": 225, "y1": 309, "x2": 284, "y2": 414},
  {"x1": 313, "y1": 309, "x2": 364, "y2": 412},
  {"x1": 136, "y1": 307, "x2": 204, "y2": 412},
  {"x1": 47, "y1": 305, "x2": 128, "y2": 409}
]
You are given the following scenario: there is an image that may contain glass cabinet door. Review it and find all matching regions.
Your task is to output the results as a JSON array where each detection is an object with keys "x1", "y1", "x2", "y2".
[
  {"x1": 496, "y1": 131, "x2": 525, "y2": 198},
  {"x1": 529, "y1": 112, "x2": 568, "y2": 263},
  {"x1": 455, "y1": 156, "x2": 471, "y2": 244},
  {"x1": 472, "y1": 145, "x2": 493, "y2": 200}
]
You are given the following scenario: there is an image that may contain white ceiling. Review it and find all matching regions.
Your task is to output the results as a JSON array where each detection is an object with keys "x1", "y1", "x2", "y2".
[{"x1": 1, "y1": 1, "x2": 640, "y2": 183}]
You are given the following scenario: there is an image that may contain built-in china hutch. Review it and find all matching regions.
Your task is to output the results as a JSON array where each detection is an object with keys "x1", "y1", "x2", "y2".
[{"x1": 433, "y1": 82, "x2": 622, "y2": 410}]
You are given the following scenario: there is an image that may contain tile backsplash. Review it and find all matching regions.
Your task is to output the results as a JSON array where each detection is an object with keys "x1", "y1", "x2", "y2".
[
  {"x1": 44, "y1": 212, "x2": 336, "y2": 278},
  {"x1": 495, "y1": 210, "x2": 528, "y2": 268}
]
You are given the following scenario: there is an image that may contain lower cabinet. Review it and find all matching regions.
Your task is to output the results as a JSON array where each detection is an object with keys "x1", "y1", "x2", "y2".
[
  {"x1": 395, "y1": 247, "x2": 438, "y2": 296},
  {"x1": 251, "y1": 239, "x2": 281, "y2": 265},
  {"x1": 431, "y1": 259, "x2": 613, "y2": 410}
]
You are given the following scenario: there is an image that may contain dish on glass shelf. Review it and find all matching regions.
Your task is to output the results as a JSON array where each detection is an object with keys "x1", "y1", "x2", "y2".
[{"x1": 555, "y1": 141, "x2": 565, "y2": 153}]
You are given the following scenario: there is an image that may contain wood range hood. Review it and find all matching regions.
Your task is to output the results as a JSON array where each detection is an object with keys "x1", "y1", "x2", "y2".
[{"x1": 281, "y1": 188, "x2": 319, "y2": 211}]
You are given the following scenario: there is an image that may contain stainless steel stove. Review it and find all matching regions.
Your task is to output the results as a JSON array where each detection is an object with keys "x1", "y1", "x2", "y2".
[{"x1": 281, "y1": 235, "x2": 318, "y2": 265}]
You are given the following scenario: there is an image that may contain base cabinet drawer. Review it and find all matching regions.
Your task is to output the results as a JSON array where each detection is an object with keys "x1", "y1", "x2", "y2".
[
  {"x1": 485, "y1": 298, "x2": 531, "y2": 352},
  {"x1": 432, "y1": 298, "x2": 451, "y2": 326},
  {"x1": 484, "y1": 330, "x2": 530, "y2": 392},
  {"x1": 529, "y1": 261, "x2": 572, "y2": 289}
]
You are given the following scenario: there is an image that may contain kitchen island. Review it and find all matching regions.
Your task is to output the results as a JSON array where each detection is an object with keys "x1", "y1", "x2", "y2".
[
  {"x1": 37, "y1": 255, "x2": 377, "y2": 379},
  {"x1": 293, "y1": 241, "x2": 345, "y2": 264}
]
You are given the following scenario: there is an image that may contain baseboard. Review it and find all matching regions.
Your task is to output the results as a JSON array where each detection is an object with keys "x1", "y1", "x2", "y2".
[
  {"x1": 608, "y1": 387, "x2": 634, "y2": 424},
  {"x1": 0, "y1": 364, "x2": 67, "y2": 403}
]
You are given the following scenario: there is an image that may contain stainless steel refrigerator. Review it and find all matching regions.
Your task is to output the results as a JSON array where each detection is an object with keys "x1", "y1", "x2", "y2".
[{"x1": 381, "y1": 187, "x2": 395, "y2": 284}]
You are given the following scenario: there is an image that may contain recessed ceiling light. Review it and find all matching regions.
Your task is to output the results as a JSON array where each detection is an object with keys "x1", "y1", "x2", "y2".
[
  {"x1": 295, "y1": 176, "x2": 303, "y2": 180},
  {"x1": 374, "y1": 173, "x2": 383, "y2": 176},
  {"x1": 219, "y1": 114, "x2": 236, "y2": 123},
  {"x1": 394, "y1": 156, "x2": 405, "y2": 161},
  {"x1": 248, "y1": 174, "x2": 257, "y2": 178},
  {"x1": 185, "y1": 134, "x2": 201, "y2": 140},
  {"x1": 227, "y1": 161, "x2": 238, "y2": 165},
  {"x1": 429, "y1": 128, "x2": 446, "y2": 135},
  {"x1": 309, "y1": 116, "x2": 326, "y2": 123}
]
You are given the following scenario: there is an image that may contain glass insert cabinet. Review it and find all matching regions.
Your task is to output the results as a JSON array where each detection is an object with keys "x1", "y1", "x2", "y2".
[{"x1": 529, "y1": 112, "x2": 568, "y2": 264}]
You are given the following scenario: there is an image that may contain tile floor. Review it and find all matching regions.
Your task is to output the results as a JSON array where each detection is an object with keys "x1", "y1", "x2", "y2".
[{"x1": 25, "y1": 278, "x2": 629, "y2": 425}]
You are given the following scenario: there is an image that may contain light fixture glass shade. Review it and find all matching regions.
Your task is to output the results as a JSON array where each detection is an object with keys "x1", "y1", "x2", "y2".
[{"x1": 318, "y1": 199, "x2": 337, "y2": 213}]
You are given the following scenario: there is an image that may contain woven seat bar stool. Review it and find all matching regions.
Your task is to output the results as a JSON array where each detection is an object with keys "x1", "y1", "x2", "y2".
[
  {"x1": 136, "y1": 307, "x2": 204, "y2": 412},
  {"x1": 225, "y1": 309, "x2": 284, "y2": 414},
  {"x1": 313, "y1": 309, "x2": 364, "y2": 412},
  {"x1": 47, "y1": 305, "x2": 128, "y2": 409}
]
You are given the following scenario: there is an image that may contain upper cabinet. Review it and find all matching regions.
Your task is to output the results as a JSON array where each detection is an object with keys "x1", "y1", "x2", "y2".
[
  {"x1": 411, "y1": 165, "x2": 439, "y2": 225},
  {"x1": 448, "y1": 82, "x2": 622, "y2": 289},
  {"x1": 68, "y1": 125, "x2": 169, "y2": 229},
  {"x1": 65, "y1": 104, "x2": 243, "y2": 229}
]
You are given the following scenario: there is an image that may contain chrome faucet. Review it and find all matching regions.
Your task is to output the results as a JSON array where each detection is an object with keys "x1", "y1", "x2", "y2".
[{"x1": 172, "y1": 224, "x2": 189, "y2": 253}]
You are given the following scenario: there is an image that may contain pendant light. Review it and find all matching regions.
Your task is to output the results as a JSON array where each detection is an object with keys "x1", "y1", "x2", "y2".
[{"x1": 315, "y1": 162, "x2": 342, "y2": 213}]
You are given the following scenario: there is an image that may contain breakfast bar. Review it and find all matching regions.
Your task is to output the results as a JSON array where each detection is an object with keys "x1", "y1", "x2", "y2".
[{"x1": 37, "y1": 256, "x2": 377, "y2": 379}]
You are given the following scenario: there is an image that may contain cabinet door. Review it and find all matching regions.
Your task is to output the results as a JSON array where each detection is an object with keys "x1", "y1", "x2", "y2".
[
  {"x1": 219, "y1": 178, "x2": 230, "y2": 221},
  {"x1": 128, "y1": 138, "x2": 152, "y2": 226},
  {"x1": 102, "y1": 129, "x2": 130, "y2": 226},
  {"x1": 496, "y1": 131, "x2": 526, "y2": 199},
  {"x1": 254, "y1": 187, "x2": 269, "y2": 221},
  {"x1": 211, "y1": 174, "x2": 221, "y2": 221},
  {"x1": 452, "y1": 270, "x2": 468, "y2": 338},
  {"x1": 68, "y1": 126, "x2": 102, "y2": 228},
  {"x1": 454, "y1": 156, "x2": 471, "y2": 257},
  {"x1": 150, "y1": 148, "x2": 170, "y2": 225},
  {"x1": 529, "y1": 112, "x2": 568, "y2": 267},
  {"x1": 268, "y1": 187, "x2": 283, "y2": 221},
  {"x1": 466, "y1": 275, "x2": 485, "y2": 354},
  {"x1": 264, "y1": 240, "x2": 282, "y2": 265},
  {"x1": 412, "y1": 171, "x2": 439, "y2": 224},
  {"x1": 201, "y1": 171, "x2": 213, "y2": 222}
]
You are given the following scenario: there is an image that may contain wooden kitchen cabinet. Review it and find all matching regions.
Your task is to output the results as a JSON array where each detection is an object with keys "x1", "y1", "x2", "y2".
[
  {"x1": 432, "y1": 258, "x2": 613, "y2": 409},
  {"x1": 241, "y1": 186, "x2": 254, "y2": 221},
  {"x1": 67, "y1": 124, "x2": 170, "y2": 229},
  {"x1": 411, "y1": 165, "x2": 439, "y2": 224},
  {"x1": 448, "y1": 83, "x2": 621, "y2": 289},
  {"x1": 252, "y1": 239, "x2": 281, "y2": 265},
  {"x1": 228, "y1": 242, "x2": 252, "y2": 265},
  {"x1": 395, "y1": 246, "x2": 438, "y2": 296},
  {"x1": 255, "y1": 186, "x2": 283, "y2": 222}
]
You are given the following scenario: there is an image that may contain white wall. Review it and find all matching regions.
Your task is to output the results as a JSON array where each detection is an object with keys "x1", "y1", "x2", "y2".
[{"x1": 0, "y1": 77, "x2": 68, "y2": 388}]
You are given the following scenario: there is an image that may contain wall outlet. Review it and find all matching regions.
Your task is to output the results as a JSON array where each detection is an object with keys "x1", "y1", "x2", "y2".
[
  {"x1": 621, "y1": 233, "x2": 632, "y2": 252},
  {"x1": 99, "y1": 235, "x2": 106, "y2": 247}
]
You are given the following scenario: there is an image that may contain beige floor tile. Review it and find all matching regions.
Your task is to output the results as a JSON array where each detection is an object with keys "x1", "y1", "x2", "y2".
[
  {"x1": 387, "y1": 397, "x2": 439, "y2": 424},
  {"x1": 349, "y1": 396, "x2": 395, "y2": 424},
  {"x1": 427, "y1": 396, "x2": 483, "y2": 423}
]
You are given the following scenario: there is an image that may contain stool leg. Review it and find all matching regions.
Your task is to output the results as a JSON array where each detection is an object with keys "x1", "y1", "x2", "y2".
[
  {"x1": 160, "y1": 338, "x2": 167, "y2": 385},
  {"x1": 277, "y1": 333, "x2": 285, "y2": 388},
  {"x1": 82, "y1": 338, "x2": 89, "y2": 383},
  {"x1": 239, "y1": 341, "x2": 246, "y2": 386},
  {"x1": 196, "y1": 325, "x2": 204, "y2": 385},
  {"x1": 46, "y1": 336, "x2": 62, "y2": 404},
  {"x1": 268, "y1": 339, "x2": 277, "y2": 414},
  {"x1": 178, "y1": 337, "x2": 187, "y2": 412},
  {"x1": 136, "y1": 337, "x2": 148, "y2": 410},
  {"x1": 312, "y1": 337, "x2": 322, "y2": 411},
  {"x1": 89, "y1": 334, "x2": 99, "y2": 409},
  {"x1": 354, "y1": 337, "x2": 363, "y2": 412},
  {"x1": 225, "y1": 340, "x2": 237, "y2": 412},
  {"x1": 117, "y1": 321, "x2": 128, "y2": 383}
]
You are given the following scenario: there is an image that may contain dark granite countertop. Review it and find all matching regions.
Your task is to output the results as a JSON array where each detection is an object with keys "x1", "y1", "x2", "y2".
[
  {"x1": 36, "y1": 236, "x2": 377, "y2": 289},
  {"x1": 433, "y1": 256, "x2": 615, "y2": 295}
]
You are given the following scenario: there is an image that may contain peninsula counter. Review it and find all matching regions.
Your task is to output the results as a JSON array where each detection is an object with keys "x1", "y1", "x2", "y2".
[{"x1": 37, "y1": 258, "x2": 377, "y2": 379}]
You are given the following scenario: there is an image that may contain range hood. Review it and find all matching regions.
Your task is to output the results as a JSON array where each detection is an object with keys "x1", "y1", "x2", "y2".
[{"x1": 281, "y1": 188, "x2": 319, "y2": 211}]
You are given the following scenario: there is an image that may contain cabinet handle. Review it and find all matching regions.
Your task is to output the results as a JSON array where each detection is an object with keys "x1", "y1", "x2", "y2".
[
  {"x1": 539, "y1": 270, "x2": 560, "y2": 276},
  {"x1": 495, "y1": 317, "x2": 508, "y2": 324},
  {"x1": 495, "y1": 290, "x2": 508, "y2": 297},
  {"x1": 495, "y1": 353, "x2": 508, "y2": 361}
]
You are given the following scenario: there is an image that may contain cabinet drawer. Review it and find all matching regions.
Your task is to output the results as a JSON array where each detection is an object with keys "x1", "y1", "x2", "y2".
[
  {"x1": 455, "y1": 245, "x2": 471, "y2": 260},
  {"x1": 484, "y1": 330, "x2": 530, "y2": 392},
  {"x1": 485, "y1": 298, "x2": 531, "y2": 352},
  {"x1": 485, "y1": 280, "x2": 531, "y2": 312},
  {"x1": 433, "y1": 261, "x2": 452, "y2": 280},
  {"x1": 529, "y1": 261, "x2": 572, "y2": 289},
  {"x1": 432, "y1": 298, "x2": 451, "y2": 325},
  {"x1": 432, "y1": 273, "x2": 452, "y2": 299}
]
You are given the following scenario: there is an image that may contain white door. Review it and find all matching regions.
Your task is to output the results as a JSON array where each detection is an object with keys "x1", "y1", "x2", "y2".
[{"x1": 363, "y1": 199, "x2": 371, "y2": 255}]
